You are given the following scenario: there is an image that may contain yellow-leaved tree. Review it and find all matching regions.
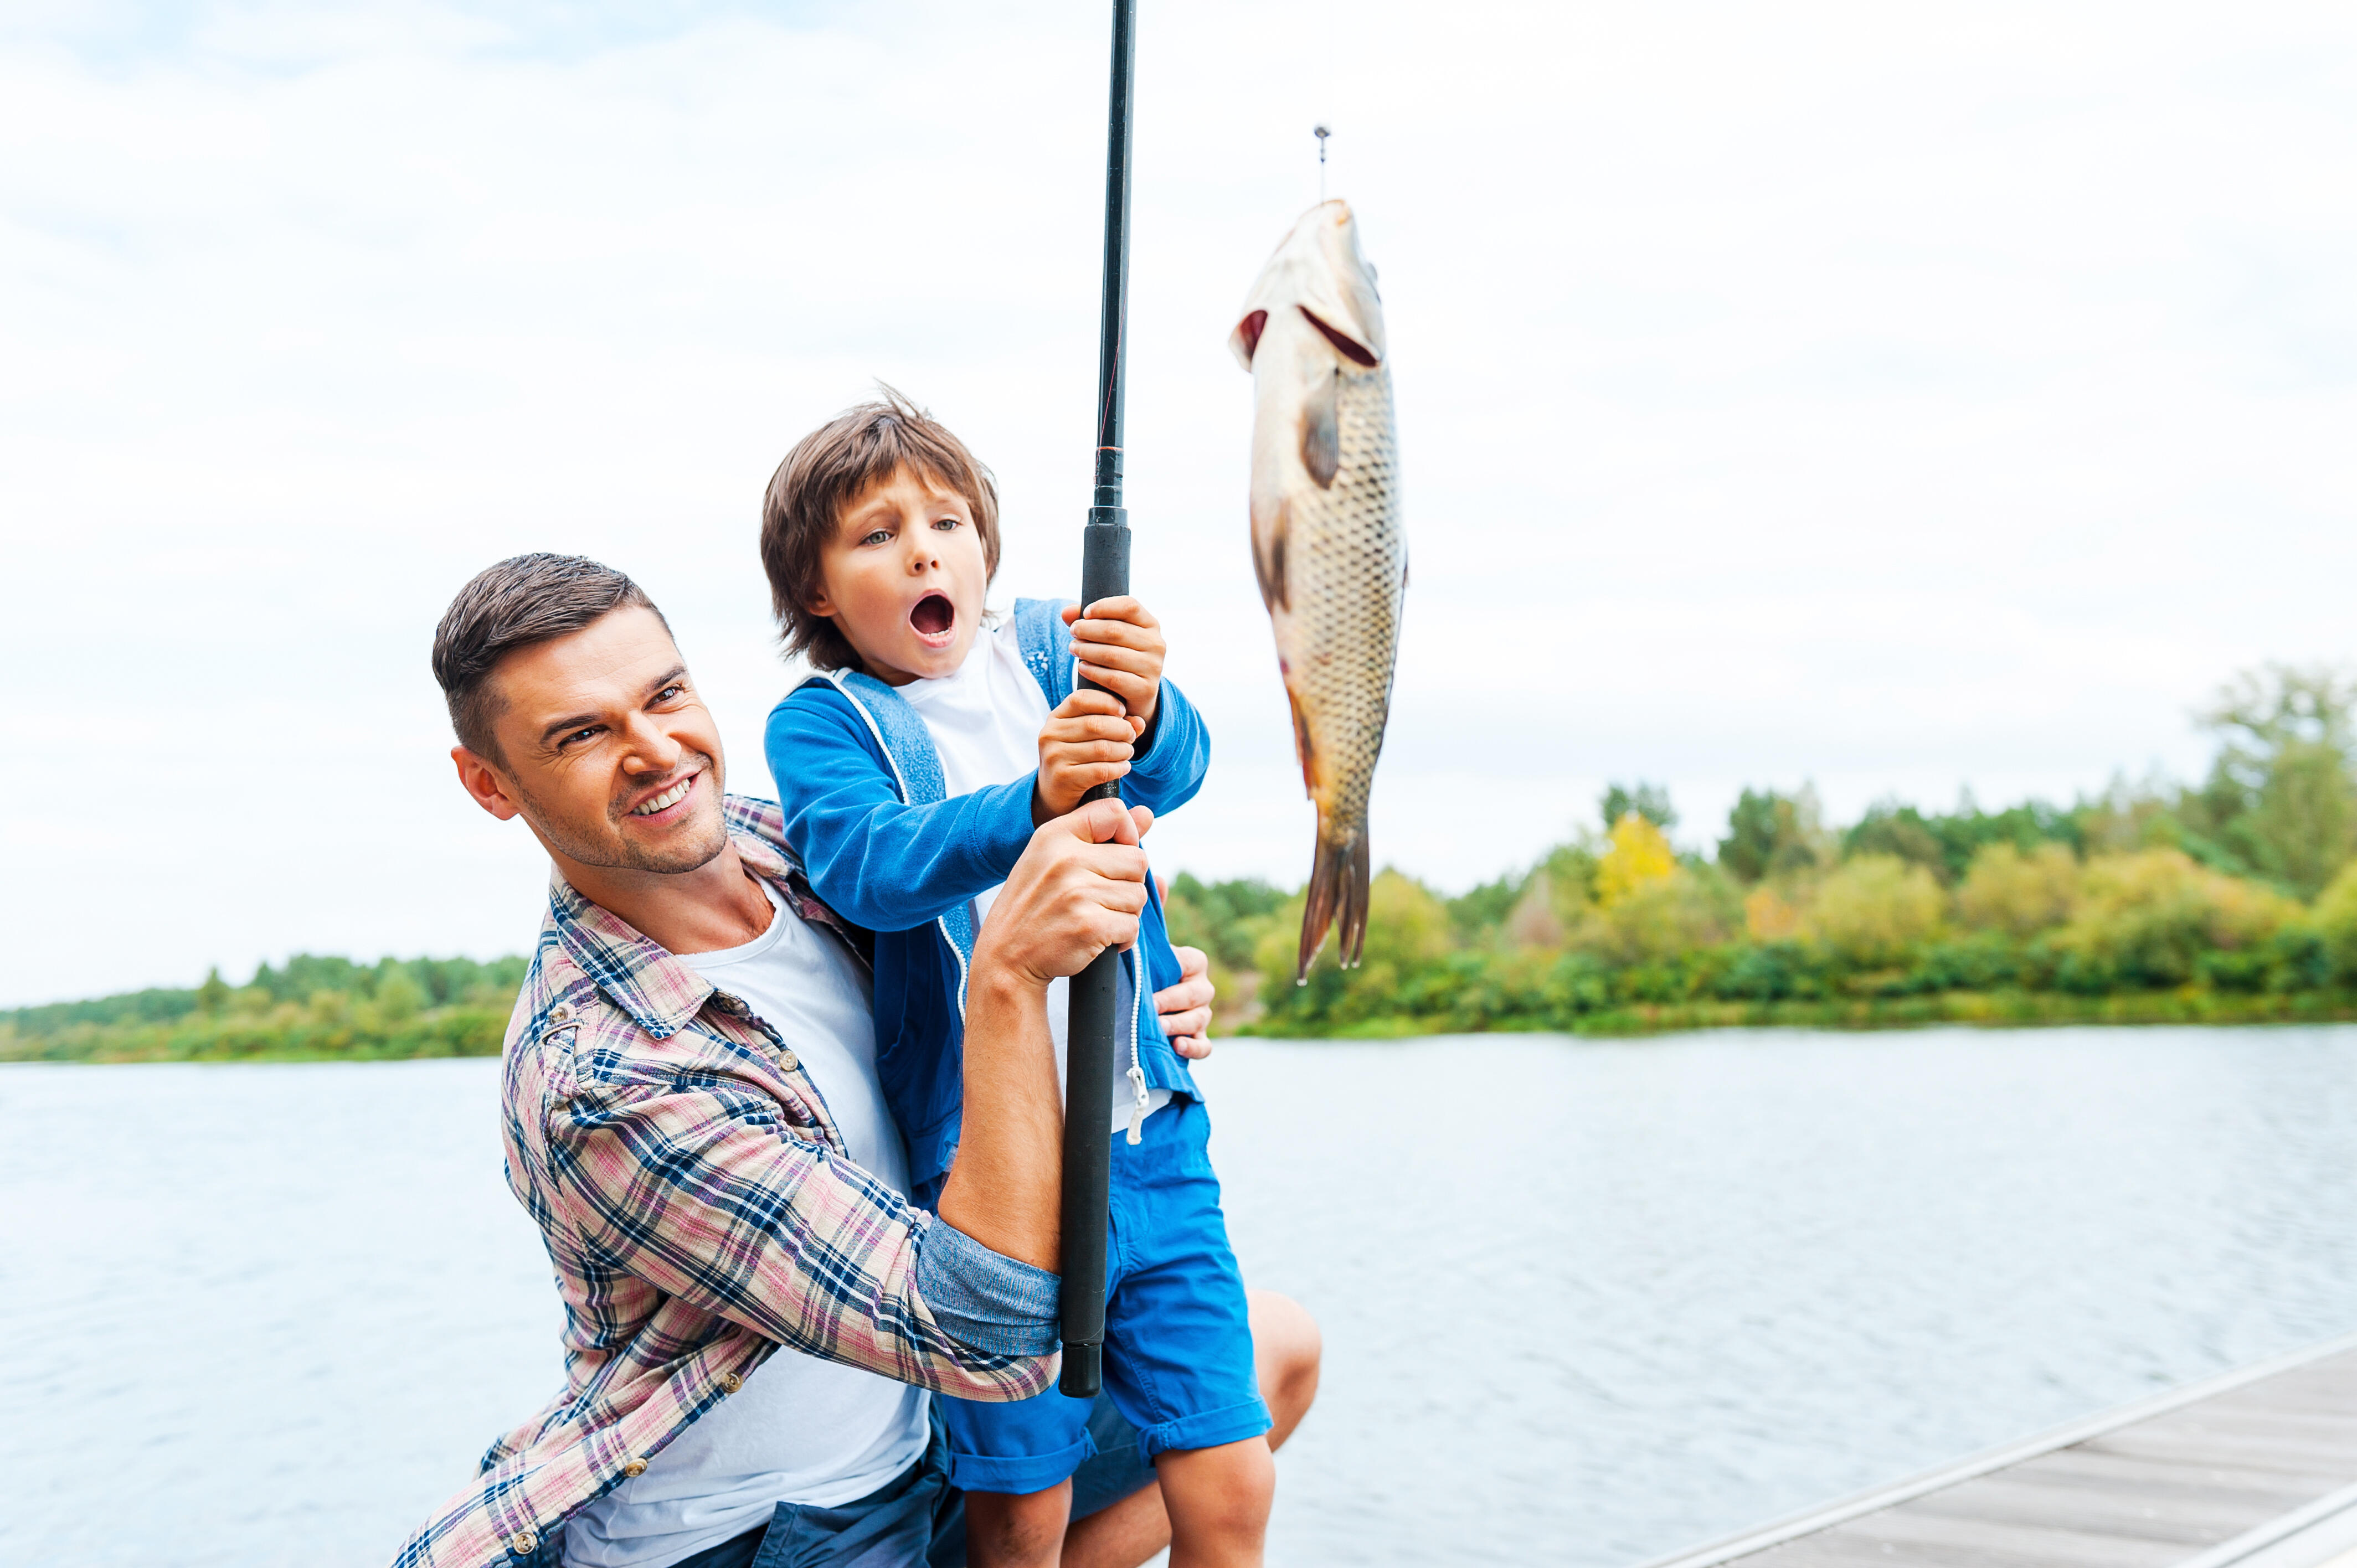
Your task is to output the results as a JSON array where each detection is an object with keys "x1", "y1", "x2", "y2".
[{"x1": 1595, "y1": 813, "x2": 1676, "y2": 905}]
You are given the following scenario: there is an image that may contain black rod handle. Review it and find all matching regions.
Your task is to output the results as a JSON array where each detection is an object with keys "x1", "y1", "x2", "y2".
[{"x1": 1059, "y1": 508, "x2": 1131, "y2": 1399}]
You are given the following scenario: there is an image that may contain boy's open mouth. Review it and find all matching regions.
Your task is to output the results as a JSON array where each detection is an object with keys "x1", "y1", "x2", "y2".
[{"x1": 910, "y1": 592, "x2": 955, "y2": 638}]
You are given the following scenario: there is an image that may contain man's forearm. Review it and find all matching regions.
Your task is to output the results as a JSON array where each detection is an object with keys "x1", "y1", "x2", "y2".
[{"x1": 937, "y1": 967, "x2": 1063, "y2": 1270}]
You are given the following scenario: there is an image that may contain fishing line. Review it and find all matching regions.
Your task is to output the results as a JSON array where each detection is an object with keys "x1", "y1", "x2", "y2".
[{"x1": 1314, "y1": 123, "x2": 1330, "y2": 202}]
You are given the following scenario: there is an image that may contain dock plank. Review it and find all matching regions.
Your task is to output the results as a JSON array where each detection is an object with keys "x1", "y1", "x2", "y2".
[{"x1": 1638, "y1": 1338, "x2": 2357, "y2": 1568}]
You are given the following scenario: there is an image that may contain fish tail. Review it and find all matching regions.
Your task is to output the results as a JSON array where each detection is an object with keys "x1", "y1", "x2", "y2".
[{"x1": 1295, "y1": 820, "x2": 1373, "y2": 983}]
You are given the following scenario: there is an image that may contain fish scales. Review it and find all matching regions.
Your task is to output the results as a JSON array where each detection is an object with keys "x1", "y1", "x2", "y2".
[{"x1": 1228, "y1": 200, "x2": 1406, "y2": 981}]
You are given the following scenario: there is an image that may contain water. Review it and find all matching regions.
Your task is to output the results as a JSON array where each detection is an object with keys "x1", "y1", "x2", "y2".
[{"x1": 7, "y1": 1028, "x2": 2357, "y2": 1567}]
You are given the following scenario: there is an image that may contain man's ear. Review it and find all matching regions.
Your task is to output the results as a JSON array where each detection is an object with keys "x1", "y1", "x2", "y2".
[{"x1": 452, "y1": 745, "x2": 523, "y2": 822}]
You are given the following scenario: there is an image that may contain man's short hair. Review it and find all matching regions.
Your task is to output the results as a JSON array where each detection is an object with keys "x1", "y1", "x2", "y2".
[
  {"x1": 431, "y1": 553, "x2": 665, "y2": 765},
  {"x1": 759, "y1": 388, "x2": 1002, "y2": 672}
]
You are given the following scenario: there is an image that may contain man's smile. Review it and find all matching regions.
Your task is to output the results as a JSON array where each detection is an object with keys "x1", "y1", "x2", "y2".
[{"x1": 627, "y1": 770, "x2": 699, "y2": 819}]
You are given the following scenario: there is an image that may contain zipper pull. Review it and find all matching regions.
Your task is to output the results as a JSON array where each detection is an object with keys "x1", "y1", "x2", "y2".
[{"x1": 1125, "y1": 1065, "x2": 1149, "y2": 1144}]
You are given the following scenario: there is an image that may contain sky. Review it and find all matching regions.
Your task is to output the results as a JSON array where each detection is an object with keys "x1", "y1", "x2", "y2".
[{"x1": 4, "y1": 0, "x2": 2356, "y2": 1007}]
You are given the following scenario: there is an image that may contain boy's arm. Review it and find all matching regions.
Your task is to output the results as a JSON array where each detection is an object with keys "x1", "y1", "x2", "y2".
[
  {"x1": 1120, "y1": 675, "x2": 1209, "y2": 815},
  {"x1": 766, "y1": 691, "x2": 1037, "y2": 932}
]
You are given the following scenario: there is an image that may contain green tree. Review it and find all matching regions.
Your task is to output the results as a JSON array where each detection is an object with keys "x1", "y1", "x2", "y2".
[
  {"x1": 377, "y1": 967, "x2": 426, "y2": 1025},
  {"x1": 2187, "y1": 665, "x2": 2357, "y2": 898},
  {"x1": 1718, "y1": 786, "x2": 1826, "y2": 883},
  {"x1": 196, "y1": 967, "x2": 230, "y2": 1015},
  {"x1": 1600, "y1": 781, "x2": 1676, "y2": 832}
]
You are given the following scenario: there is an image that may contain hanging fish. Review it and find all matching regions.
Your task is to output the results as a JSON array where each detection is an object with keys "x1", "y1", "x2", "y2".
[{"x1": 1228, "y1": 199, "x2": 1406, "y2": 982}]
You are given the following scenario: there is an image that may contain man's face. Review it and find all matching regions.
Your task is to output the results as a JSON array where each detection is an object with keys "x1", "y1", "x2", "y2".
[
  {"x1": 459, "y1": 606, "x2": 730, "y2": 876},
  {"x1": 808, "y1": 465, "x2": 990, "y2": 686}
]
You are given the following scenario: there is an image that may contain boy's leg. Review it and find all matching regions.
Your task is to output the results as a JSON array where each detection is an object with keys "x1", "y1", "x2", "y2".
[
  {"x1": 1061, "y1": 1290, "x2": 1320, "y2": 1568},
  {"x1": 940, "y1": 1213, "x2": 1120, "y2": 1568},
  {"x1": 964, "y1": 1481, "x2": 1073, "y2": 1568},
  {"x1": 1095, "y1": 1097, "x2": 1274, "y2": 1568},
  {"x1": 1152, "y1": 1439, "x2": 1276, "y2": 1568}
]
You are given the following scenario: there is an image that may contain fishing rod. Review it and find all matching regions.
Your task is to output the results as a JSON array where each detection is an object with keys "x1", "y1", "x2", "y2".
[{"x1": 1060, "y1": 0, "x2": 1136, "y2": 1401}]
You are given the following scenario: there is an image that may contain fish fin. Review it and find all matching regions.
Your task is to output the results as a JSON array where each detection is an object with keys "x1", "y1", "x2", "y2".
[
  {"x1": 1300, "y1": 366, "x2": 1340, "y2": 489},
  {"x1": 1252, "y1": 498, "x2": 1290, "y2": 612},
  {"x1": 1285, "y1": 686, "x2": 1316, "y2": 798},
  {"x1": 1299, "y1": 305, "x2": 1380, "y2": 369},
  {"x1": 1230, "y1": 308, "x2": 1268, "y2": 369},
  {"x1": 1338, "y1": 833, "x2": 1373, "y2": 968},
  {"x1": 1295, "y1": 826, "x2": 1372, "y2": 982}
]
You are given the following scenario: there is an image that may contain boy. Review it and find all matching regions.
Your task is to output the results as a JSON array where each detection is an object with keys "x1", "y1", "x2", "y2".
[{"x1": 758, "y1": 393, "x2": 1276, "y2": 1568}]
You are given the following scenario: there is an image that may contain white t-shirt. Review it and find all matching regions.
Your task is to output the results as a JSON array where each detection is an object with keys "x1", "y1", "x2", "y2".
[
  {"x1": 897, "y1": 618, "x2": 1170, "y2": 1136},
  {"x1": 564, "y1": 880, "x2": 931, "y2": 1568}
]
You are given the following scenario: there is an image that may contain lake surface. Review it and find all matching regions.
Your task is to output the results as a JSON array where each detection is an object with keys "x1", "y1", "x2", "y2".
[{"x1": 8, "y1": 1027, "x2": 2357, "y2": 1567}]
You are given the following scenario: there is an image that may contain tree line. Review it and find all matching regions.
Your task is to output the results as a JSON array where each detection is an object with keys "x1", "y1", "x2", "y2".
[
  {"x1": 1164, "y1": 665, "x2": 2357, "y2": 1036},
  {"x1": 11, "y1": 665, "x2": 2357, "y2": 1061},
  {"x1": 0, "y1": 953, "x2": 525, "y2": 1064}
]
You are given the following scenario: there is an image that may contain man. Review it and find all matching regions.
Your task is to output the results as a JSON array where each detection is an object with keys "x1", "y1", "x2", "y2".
[{"x1": 397, "y1": 555, "x2": 1315, "y2": 1568}]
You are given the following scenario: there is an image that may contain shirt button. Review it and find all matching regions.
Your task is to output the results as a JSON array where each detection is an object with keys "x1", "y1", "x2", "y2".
[
  {"x1": 777, "y1": 1050, "x2": 798, "y2": 1071},
  {"x1": 507, "y1": 1528, "x2": 539, "y2": 1555},
  {"x1": 622, "y1": 1458, "x2": 647, "y2": 1478},
  {"x1": 719, "y1": 1371, "x2": 744, "y2": 1394},
  {"x1": 549, "y1": 1004, "x2": 573, "y2": 1023}
]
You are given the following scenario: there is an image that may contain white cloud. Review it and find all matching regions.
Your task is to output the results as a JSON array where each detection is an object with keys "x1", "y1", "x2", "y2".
[{"x1": 4, "y1": 0, "x2": 2355, "y2": 1003}]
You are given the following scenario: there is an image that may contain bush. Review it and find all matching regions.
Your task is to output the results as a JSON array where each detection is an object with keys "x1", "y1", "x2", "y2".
[
  {"x1": 1957, "y1": 843, "x2": 2080, "y2": 937},
  {"x1": 1807, "y1": 854, "x2": 1944, "y2": 966}
]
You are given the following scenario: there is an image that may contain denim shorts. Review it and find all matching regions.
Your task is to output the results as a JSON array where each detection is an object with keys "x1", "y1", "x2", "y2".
[
  {"x1": 539, "y1": 1398, "x2": 1156, "y2": 1568},
  {"x1": 938, "y1": 1096, "x2": 1272, "y2": 1496}
]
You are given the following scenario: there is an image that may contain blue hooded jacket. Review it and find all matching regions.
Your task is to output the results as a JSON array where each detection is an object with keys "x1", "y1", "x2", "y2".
[{"x1": 763, "y1": 598, "x2": 1207, "y2": 1206}]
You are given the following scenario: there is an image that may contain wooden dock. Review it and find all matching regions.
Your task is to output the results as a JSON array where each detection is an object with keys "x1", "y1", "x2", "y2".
[{"x1": 1640, "y1": 1332, "x2": 2357, "y2": 1568}]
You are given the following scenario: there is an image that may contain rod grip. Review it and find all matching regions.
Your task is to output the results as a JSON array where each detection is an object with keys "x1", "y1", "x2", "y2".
[{"x1": 1059, "y1": 503, "x2": 1131, "y2": 1399}]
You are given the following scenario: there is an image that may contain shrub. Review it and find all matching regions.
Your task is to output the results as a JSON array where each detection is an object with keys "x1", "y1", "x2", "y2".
[
  {"x1": 1956, "y1": 843, "x2": 2080, "y2": 937},
  {"x1": 1807, "y1": 854, "x2": 1944, "y2": 966}
]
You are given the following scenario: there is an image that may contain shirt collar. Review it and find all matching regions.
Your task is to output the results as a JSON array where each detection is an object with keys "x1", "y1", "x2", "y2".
[{"x1": 544, "y1": 795, "x2": 802, "y2": 1039}]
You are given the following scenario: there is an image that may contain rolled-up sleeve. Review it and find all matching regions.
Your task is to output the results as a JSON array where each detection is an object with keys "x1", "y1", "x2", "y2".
[{"x1": 914, "y1": 1216, "x2": 1061, "y2": 1356}]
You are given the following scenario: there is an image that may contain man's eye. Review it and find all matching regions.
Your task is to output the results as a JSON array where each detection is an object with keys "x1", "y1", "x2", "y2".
[
  {"x1": 655, "y1": 684, "x2": 685, "y2": 703},
  {"x1": 563, "y1": 726, "x2": 600, "y2": 747}
]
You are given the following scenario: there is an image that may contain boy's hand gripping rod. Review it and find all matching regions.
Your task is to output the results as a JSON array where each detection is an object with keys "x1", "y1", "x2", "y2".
[{"x1": 1061, "y1": 0, "x2": 1138, "y2": 1401}]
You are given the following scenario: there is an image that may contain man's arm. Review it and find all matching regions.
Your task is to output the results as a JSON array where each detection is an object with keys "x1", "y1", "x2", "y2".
[{"x1": 939, "y1": 797, "x2": 1155, "y2": 1267}]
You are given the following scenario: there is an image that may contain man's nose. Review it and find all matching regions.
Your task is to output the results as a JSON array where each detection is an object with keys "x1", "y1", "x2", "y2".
[{"x1": 621, "y1": 713, "x2": 683, "y2": 772}]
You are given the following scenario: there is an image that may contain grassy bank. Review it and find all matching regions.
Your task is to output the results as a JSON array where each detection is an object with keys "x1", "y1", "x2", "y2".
[{"x1": 1237, "y1": 987, "x2": 2357, "y2": 1040}]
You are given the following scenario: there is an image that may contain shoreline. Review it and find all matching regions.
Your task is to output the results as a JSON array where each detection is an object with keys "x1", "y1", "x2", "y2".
[
  {"x1": 1234, "y1": 987, "x2": 2357, "y2": 1040},
  {"x1": 14, "y1": 990, "x2": 2357, "y2": 1064}
]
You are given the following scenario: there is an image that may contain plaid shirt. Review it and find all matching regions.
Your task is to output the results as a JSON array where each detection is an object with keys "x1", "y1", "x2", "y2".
[{"x1": 392, "y1": 796, "x2": 1058, "y2": 1568}]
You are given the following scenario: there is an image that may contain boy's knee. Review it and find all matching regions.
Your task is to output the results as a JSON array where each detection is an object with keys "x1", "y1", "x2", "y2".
[
  {"x1": 966, "y1": 1481, "x2": 1072, "y2": 1568},
  {"x1": 1157, "y1": 1437, "x2": 1275, "y2": 1538}
]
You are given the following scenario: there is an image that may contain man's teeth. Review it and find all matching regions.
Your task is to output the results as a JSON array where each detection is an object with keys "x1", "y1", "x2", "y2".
[{"x1": 631, "y1": 777, "x2": 693, "y2": 816}]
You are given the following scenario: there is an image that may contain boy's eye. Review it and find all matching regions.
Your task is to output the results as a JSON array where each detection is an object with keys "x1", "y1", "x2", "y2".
[
  {"x1": 932, "y1": 517, "x2": 961, "y2": 531},
  {"x1": 860, "y1": 528, "x2": 892, "y2": 546}
]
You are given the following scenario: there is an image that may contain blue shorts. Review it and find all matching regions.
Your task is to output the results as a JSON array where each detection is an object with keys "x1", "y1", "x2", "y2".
[{"x1": 939, "y1": 1096, "x2": 1271, "y2": 1495}]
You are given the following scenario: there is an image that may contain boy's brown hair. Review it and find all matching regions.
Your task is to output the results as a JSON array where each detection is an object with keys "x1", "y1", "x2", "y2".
[{"x1": 760, "y1": 388, "x2": 1002, "y2": 672}]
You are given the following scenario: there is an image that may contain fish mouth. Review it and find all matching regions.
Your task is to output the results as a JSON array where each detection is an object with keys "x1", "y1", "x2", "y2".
[{"x1": 909, "y1": 592, "x2": 956, "y2": 644}]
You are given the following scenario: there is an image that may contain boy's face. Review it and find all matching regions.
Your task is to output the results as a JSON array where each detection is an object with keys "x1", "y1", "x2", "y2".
[{"x1": 809, "y1": 466, "x2": 989, "y2": 685}]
